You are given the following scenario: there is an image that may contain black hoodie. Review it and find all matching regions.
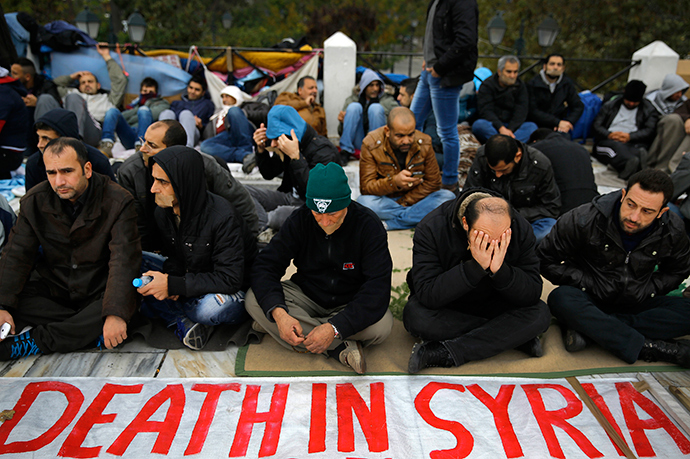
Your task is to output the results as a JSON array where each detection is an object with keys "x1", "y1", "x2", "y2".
[
  {"x1": 26, "y1": 108, "x2": 115, "y2": 190},
  {"x1": 151, "y1": 146, "x2": 257, "y2": 297}
]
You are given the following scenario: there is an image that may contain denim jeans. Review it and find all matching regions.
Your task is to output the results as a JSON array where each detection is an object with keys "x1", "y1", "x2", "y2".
[
  {"x1": 200, "y1": 107, "x2": 254, "y2": 163},
  {"x1": 531, "y1": 218, "x2": 557, "y2": 244},
  {"x1": 159, "y1": 109, "x2": 198, "y2": 147},
  {"x1": 471, "y1": 119, "x2": 539, "y2": 144},
  {"x1": 357, "y1": 190, "x2": 455, "y2": 230},
  {"x1": 410, "y1": 70, "x2": 461, "y2": 186},
  {"x1": 339, "y1": 102, "x2": 386, "y2": 153},
  {"x1": 101, "y1": 106, "x2": 153, "y2": 150},
  {"x1": 138, "y1": 252, "x2": 248, "y2": 327}
]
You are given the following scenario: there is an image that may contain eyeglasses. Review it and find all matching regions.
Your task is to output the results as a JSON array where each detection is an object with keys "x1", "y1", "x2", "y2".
[{"x1": 138, "y1": 137, "x2": 158, "y2": 150}]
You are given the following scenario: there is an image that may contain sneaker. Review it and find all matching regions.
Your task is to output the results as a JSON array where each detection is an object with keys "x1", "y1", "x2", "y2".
[
  {"x1": 339, "y1": 340, "x2": 366, "y2": 374},
  {"x1": 242, "y1": 153, "x2": 256, "y2": 174},
  {"x1": 175, "y1": 317, "x2": 212, "y2": 350},
  {"x1": 98, "y1": 140, "x2": 114, "y2": 158},
  {"x1": 564, "y1": 329, "x2": 588, "y2": 352},
  {"x1": 408, "y1": 341, "x2": 454, "y2": 374},
  {"x1": 0, "y1": 332, "x2": 42, "y2": 360},
  {"x1": 251, "y1": 320, "x2": 267, "y2": 334}
]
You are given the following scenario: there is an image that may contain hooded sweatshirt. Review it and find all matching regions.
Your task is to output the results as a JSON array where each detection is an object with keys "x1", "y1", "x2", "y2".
[
  {"x1": 151, "y1": 146, "x2": 257, "y2": 297},
  {"x1": 0, "y1": 73, "x2": 29, "y2": 154},
  {"x1": 646, "y1": 74, "x2": 689, "y2": 115},
  {"x1": 25, "y1": 108, "x2": 115, "y2": 190}
]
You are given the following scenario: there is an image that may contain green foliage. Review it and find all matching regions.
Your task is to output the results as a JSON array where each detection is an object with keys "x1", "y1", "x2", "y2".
[{"x1": 389, "y1": 281, "x2": 409, "y2": 321}]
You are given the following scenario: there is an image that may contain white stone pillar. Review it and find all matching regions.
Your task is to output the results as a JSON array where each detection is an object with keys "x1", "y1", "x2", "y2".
[
  {"x1": 324, "y1": 32, "x2": 356, "y2": 144},
  {"x1": 628, "y1": 41, "x2": 679, "y2": 93}
]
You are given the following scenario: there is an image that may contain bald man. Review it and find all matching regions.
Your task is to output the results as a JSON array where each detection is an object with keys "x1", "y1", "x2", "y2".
[{"x1": 358, "y1": 107, "x2": 455, "y2": 230}]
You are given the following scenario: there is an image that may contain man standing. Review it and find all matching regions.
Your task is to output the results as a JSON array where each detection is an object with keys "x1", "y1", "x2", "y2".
[
  {"x1": 246, "y1": 163, "x2": 393, "y2": 374},
  {"x1": 405, "y1": 191, "x2": 550, "y2": 372},
  {"x1": 275, "y1": 76, "x2": 327, "y2": 136},
  {"x1": 412, "y1": 0, "x2": 478, "y2": 192},
  {"x1": 527, "y1": 54, "x2": 584, "y2": 134},
  {"x1": 54, "y1": 43, "x2": 127, "y2": 152},
  {"x1": 592, "y1": 80, "x2": 658, "y2": 179},
  {"x1": 473, "y1": 56, "x2": 537, "y2": 144},
  {"x1": 338, "y1": 69, "x2": 397, "y2": 162},
  {"x1": 465, "y1": 134, "x2": 561, "y2": 242},
  {"x1": 159, "y1": 76, "x2": 215, "y2": 148},
  {"x1": 0, "y1": 137, "x2": 141, "y2": 360},
  {"x1": 137, "y1": 146, "x2": 257, "y2": 350},
  {"x1": 539, "y1": 169, "x2": 690, "y2": 367},
  {"x1": 118, "y1": 120, "x2": 259, "y2": 250},
  {"x1": 358, "y1": 107, "x2": 455, "y2": 229}
]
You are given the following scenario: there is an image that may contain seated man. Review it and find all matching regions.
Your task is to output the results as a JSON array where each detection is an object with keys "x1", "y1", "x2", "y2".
[
  {"x1": 246, "y1": 163, "x2": 393, "y2": 374},
  {"x1": 11, "y1": 57, "x2": 62, "y2": 121},
  {"x1": 527, "y1": 53, "x2": 584, "y2": 134},
  {"x1": 405, "y1": 190, "x2": 550, "y2": 373},
  {"x1": 670, "y1": 151, "x2": 690, "y2": 225},
  {"x1": 0, "y1": 194, "x2": 16, "y2": 252},
  {"x1": 473, "y1": 56, "x2": 537, "y2": 143},
  {"x1": 592, "y1": 80, "x2": 658, "y2": 179},
  {"x1": 54, "y1": 43, "x2": 127, "y2": 152},
  {"x1": 0, "y1": 66, "x2": 29, "y2": 178},
  {"x1": 100, "y1": 77, "x2": 170, "y2": 154},
  {"x1": 646, "y1": 76, "x2": 690, "y2": 173},
  {"x1": 529, "y1": 128, "x2": 598, "y2": 214},
  {"x1": 159, "y1": 76, "x2": 215, "y2": 148},
  {"x1": 0, "y1": 137, "x2": 141, "y2": 360},
  {"x1": 200, "y1": 85, "x2": 254, "y2": 163},
  {"x1": 539, "y1": 169, "x2": 690, "y2": 367},
  {"x1": 274, "y1": 76, "x2": 327, "y2": 136},
  {"x1": 26, "y1": 108, "x2": 115, "y2": 191},
  {"x1": 137, "y1": 146, "x2": 257, "y2": 350},
  {"x1": 118, "y1": 120, "x2": 259, "y2": 250},
  {"x1": 465, "y1": 134, "x2": 561, "y2": 242},
  {"x1": 249, "y1": 105, "x2": 339, "y2": 234},
  {"x1": 358, "y1": 107, "x2": 455, "y2": 230},
  {"x1": 338, "y1": 69, "x2": 397, "y2": 162}
]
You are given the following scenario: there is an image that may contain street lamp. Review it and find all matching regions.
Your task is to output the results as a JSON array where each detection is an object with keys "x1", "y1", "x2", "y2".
[
  {"x1": 486, "y1": 12, "x2": 506, "y2": 54},
  {"x1": 537, "y1": 14, "x2": 560, "y2": 53},
  {"x1": 75, "y1": 7, "x2": 101, "y2": 39},
  {"x1": 126, "y1": 10, "x2": 147, "y2": 44},
  {"x1": 222, "y1": 11, "x2": 233, "y2": 30}
]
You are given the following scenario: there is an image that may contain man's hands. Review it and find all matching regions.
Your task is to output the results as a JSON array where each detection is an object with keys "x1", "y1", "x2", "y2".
[
  {"x1": 272, "y1": 307, "x2": 304, "y2": 347},
  {"x1": 556, "y1": 120, "x2": 573, "y2": 133},
  {"x1": 304, "y1": 323, "x2": 335, "y2": 354},
  {"x1": 22, "y1": 94, "x2": 37, "y2": 107},
  {"x1": 96, "y1": 42, "x2": 112, "y2": 61},
  {"x1": 69, "y1": 70, "x2": 89, "y2": 81},
  {"x1": 194, "y1": 115, "x2": 203, "y2": 129},
  {"x1": 338, "y1": 110, "x2": 346, "y2": 123},
  {"x1": 608, "y1": 131, "x2": 630, "y2": 143},
  {"x1": 253, "y1": 123, "x2": 268, "y2": 153},
  {"x1": 426, "y1": 66, "x2": 440, "y2": 78},
  {"x1": 393, "y1": 169, "x2": 422, "y2": 189},
  {"x1": 468, "y1": 228, "x2": 512, "y2": 273},
  {"x1": 0, "y1": 310, "x2": 15, "y2": 341},
  {"x1": 498, "y1": 126, "x2": 515, "y2": 138},
  {"x1": 137, "y1": 271, "x2": 170, "y2": 300},
  {"x1": 275, "y1": 129, "x2": 300, "y2": 160},
  {"x1": 685, "y1": 118, "x2": 690, "y2": 135},
  {"x1": 103, "y1": 315, "x2": 127, "y2": 349}
]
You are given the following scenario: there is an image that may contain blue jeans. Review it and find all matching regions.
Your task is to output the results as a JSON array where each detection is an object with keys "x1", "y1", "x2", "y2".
[
  {"x1": 339, "y1": 102, "x2": 386, "y2": 153},
  {"x1": 471, "y1": 119, "x2": 539, "y2": 144},
  {"x1": 200, "y1": 107, "x2": 254, "y2": 163},
  {"x1": 138, "y1": 252, "x2": 248, "y2": 327},
  {"x1": 410, "y1": 70, "x2": 462, "y2": 186},
  {"x1": 101, "y1": 107, "x2": 153, "y2": 150},
  {"x1": 357, "y1": 190, "x2": 456, "y2": 230},
  {"x1": 531, "y1": 218, "x2": 557, "y2": 243}
]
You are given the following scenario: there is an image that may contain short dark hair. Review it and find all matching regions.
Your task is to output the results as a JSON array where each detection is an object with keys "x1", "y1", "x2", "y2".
[
  {"x1": 154, "y1": 120, "x2": 187, "y2": 147},
  {"x1": 544, "y1": 53, "x2": 565, "y2": 65},
  {"x1": 14, "y1": 57, "x2": 36, "y2": 77},
  {"x1": 44, "y1": 137, "x2": 89, "y2": 167},
  {"x1": 189, "y1": 76, "x2": 207, "y2": 92},
  {"x1": 140, "y1": 77, "x2": 159, "y2": 92},
  {"x1": 464, "y1": 196, "x2": 513, "y2": 229},
  {"x1": 34, "y1": 121, "x2": 57, "y2": 134},
  {"x1": 297, "y1": 76, "x2": 316, "y2": 90},
  {"x1": 484, "y1": 135, "x2": 519, "y2": 167},
  {"x1": 528, "y1": 128, "x2": 554, "y2": 144},
  {"x1": 627, "y1": 169, "x2": 674, "y2": 207},
  {"x1": 399, "y1": 77, "x2": 419, "y2": 96}
]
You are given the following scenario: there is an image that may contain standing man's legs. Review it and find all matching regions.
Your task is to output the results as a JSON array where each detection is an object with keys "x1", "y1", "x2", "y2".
[{"x1": 428, "y1": 76, "x2": 462, "y2": 187}]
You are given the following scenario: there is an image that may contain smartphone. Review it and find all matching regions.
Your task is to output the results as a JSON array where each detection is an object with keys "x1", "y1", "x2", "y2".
[{"x1": 411, "y1": 171, "x2": 424, "y2": 177}]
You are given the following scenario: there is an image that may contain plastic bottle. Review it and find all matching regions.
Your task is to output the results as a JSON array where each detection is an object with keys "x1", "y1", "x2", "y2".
[{"x1": 132, "y1": 276, "x2": 153, "y2": 288}]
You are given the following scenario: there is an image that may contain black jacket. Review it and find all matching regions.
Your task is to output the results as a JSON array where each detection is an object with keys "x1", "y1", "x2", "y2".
[
  {"x1": 592, "y1": 97, "x2": 659, "y2": 148},
  {"x1": 537, "y1": 190, "x2": 690, "y2": 310},
  {"x1": 476, "y1": 73, "x2": 530, "y2": 132},
  {"x1": 465, "y1": 141, "x2": 561, "y2": 221},
  {"x1": 527, "y1": 73, "x2": 584, "y2": 129},
  {"x1": 27, "y1": 108, "x2": 115, "y2": 190},
  {"x1": 407, "y1": 188, "x2": 542, "y2": 318},
  {"x1": 427, "y1": 0, "x2": 479, "y2": 88},
  {"x1": 255, "y1": 124, "x2": 339, "y2": 199},
  {"x1": 151, "y1": 146, "x2": 257, "y2": 297},
  {"x1": 250, "y1": 202, "x2": 391, "y2": 339}
]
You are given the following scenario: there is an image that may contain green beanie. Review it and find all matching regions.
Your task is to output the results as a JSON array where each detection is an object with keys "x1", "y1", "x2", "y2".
[{"x1": 306, "y1": 162, "x2": 351, "y2": 213}]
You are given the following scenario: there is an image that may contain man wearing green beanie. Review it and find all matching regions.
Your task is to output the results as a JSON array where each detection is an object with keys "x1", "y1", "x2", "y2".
[{"x1": 246, "y1": 162, "x2": 393, "y2": 374}]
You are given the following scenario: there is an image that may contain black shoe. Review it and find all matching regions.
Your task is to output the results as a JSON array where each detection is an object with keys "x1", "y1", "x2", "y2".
[
  {"x1": 242, "y1": 153, "x2": 256, "y2": 174},
  {"x1": 618, "y1": 156, "x2": 640, "y2": 180},
  {"x1": 516, "y1": 335, "x2": 543, "y2": 357},
  {"x1": 408, "y1": 341, "x2": 454, "y2": 374},
  {"x1": 339, "y1": 150, "x2": 352, "y2": 166},
  {"x1": 638, "y1": 339, "x2": 690, "y2": 367},
  {"x1": 564, "y1": 329, "x2": 587, "y2": 352}
]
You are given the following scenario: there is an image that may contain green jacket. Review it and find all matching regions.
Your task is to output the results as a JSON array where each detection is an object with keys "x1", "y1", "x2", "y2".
[{"x1": 122, "y1": 97, "x2": 171, "y2": 128}]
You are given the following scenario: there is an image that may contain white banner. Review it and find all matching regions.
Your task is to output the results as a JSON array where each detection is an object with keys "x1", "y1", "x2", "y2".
[{"x1": 0, "y1": 376, "x2": 689, "y2": 458}]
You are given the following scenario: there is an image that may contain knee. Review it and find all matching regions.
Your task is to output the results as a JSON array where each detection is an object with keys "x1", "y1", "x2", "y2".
[
  {"x1": 178, "y1": 110, "x2": 194, "y2": 121},
  {"x1": 367, "y1": 103, "x2": 384, "y2": 117},
  {"x1": 187, "y1": 292, "x2": 248, "y2": 326},
  {"x1": 357, "y1": 194, "x2": 380, "y2": 206},
  {"x1": 64, "y1": 93, "x2": 84, "y2": 108},
  {"x1": 548, "y1": 285, "x2": 584, "y2": 318},
  {"x1": 138, "y1": 106, "x2": 151, "y2": 114},
  {"x1": 244, "y1": 289, "x2": 264, "y2": 320},
  {"x1": 345, "y1": 102, "x2": 363, "y2": 117},
  {"x1": 158, "y1": 109, "x2": 174, "y2": 120},
  {"x1": 402, "y1": 295, "x2": 427, "y2": 337}
]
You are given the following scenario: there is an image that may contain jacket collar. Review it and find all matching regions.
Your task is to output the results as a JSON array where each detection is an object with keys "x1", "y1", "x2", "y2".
[{"x1": 39, "y1": 172, "x2": 106, "y2": 233}]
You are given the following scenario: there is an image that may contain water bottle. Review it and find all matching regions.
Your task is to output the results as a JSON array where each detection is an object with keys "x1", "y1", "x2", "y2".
[{"x1": 132, "y1": 276, "x2": 153, "y2": 288}]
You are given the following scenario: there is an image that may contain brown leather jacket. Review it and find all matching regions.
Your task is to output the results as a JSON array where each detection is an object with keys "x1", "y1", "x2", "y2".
[
  {"x1": 359, "y1": 127, "x2": 441, "y2": 207},
  {"x1": 0, "y1": 172, "x2": 141, "y2": 321},
  {"x1": 274, "y1": 92, "x2": 328, "y2": 137}
]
